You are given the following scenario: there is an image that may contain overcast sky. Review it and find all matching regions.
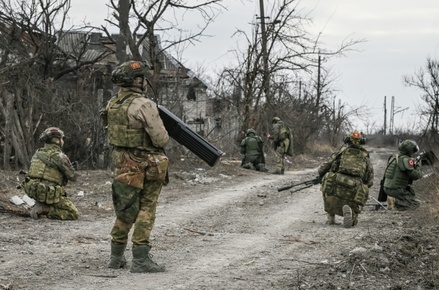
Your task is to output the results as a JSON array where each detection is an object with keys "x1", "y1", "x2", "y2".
[{"x1": 68, "y1": 0, "x2": 439, "y2": 132}]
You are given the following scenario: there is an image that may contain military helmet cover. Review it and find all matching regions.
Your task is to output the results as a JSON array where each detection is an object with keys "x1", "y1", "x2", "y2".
[
  {"x1": 272, "y1": 117, "x2": 281, "y2": 123},
  {"x1": 344, "y1": 131, "x2": 365, "y2": 145},
  {"x1": 39, "y1": 127, "x2": 64, "y2": 143},
  {"x1": 111, "y1": 60, "x2": 150, "y2": 86},
  {"x1": 398, "y1": 139, "x2": 419, "y2": 155},
  {"x1": 246, "y1": 128, "x2": 256, "y2": 136}
]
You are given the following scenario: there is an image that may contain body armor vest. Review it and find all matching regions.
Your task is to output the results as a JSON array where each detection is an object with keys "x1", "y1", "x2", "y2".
[
  {"x1": 28, "y1": 145, "x2": 64, "y2": 185},
  {"x1": 384, "y1": 155, "x2": 411, "y2": 188},
  {"x1": 107, "y1": 92, "x2": 155, "y2": 150},
  {"x1": 332, "y1": 147, "x2": 367, "y2": 178},
  {"x1": 242, "y1": 136, "x2": 261, "y2": 156}
]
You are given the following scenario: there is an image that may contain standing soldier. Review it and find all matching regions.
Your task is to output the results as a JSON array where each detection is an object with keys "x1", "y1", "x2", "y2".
[
  {"x1": 240, "y1": 128, "x2": 267, "y2": 172},
  {"x1": 318, "y1": 131, "x2": 374, "y2": 228},
  {"x1": 101, "y1": 60, "x2": 170, "y2": 273},
  {"x1": 269, "y1": 117, "x2": 293, "y2": 174},
  {"x1": 23, "y1": 127, "x2": 79, "y2": 220},
  {"x1": 383, "y1": 139, "x2": 423, "y2": 210}
]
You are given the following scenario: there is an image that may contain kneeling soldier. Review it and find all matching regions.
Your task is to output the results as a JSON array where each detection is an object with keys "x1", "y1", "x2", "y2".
[{"x1": 23, "y1": 127, "x2": 79, "y2": 220}]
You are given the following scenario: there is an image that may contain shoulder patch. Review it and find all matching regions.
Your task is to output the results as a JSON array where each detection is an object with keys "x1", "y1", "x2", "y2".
[
  {"x1": 130, "y1": 62, "x2": 142, "y2": 70},
  {"x1": 408, "y1": 159, "x2": 415, "y2": 167}
]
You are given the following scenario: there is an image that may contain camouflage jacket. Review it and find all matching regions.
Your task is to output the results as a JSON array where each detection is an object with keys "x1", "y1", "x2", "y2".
[
  {"x1": 103, "y1": 87, "x2": 169, "y2": 151},
  {"x1": 384, "y1": 153, "x2": 423, "y2": 188},
  {"x1": 28, "y1": 143, "x2": 78, "y2": 186},
  {"x1": 240, "y1": 135, "x2": 264, "y2": 156}
]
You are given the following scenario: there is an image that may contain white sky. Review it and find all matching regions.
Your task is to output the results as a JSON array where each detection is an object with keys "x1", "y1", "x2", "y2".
[{"x1": 68, "y1": 0, "x2": 439, "y2": 132}]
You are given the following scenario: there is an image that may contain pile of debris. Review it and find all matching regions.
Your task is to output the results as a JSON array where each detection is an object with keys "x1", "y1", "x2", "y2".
[{"x1": 0, "y1": 193, "x2": 34, "y2": 217}]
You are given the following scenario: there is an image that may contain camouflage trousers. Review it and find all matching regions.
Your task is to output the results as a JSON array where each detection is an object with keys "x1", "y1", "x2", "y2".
[
  {"x1": 274, "y1": 148, "x2": 285, "y2": 174},
  {"x1": 384, "y1": 186, "x2": 420, "y2": 211},
  {"x1": 46, "y1": 197, "x2": 79, "y2": 220},
  {"x1": 323, "y1": 195, "x2": 360, "y2": 225},
  {"x1": 111, "y1": 179, "x2": 163, "y2": 246},
  {"x1": 241, "y1": 154, "x2": 264, "y2": 171},
  {"x1": 274, "y1": 139, "x2": 289, "y2": 174}
]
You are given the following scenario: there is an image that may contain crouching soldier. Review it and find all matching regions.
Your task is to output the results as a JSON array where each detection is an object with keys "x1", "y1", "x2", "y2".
[
  {"x1": 383, "y1": 139, "x2": 423, "y2": 210},
  {"x1": 22, "y1": 127, "x2": 79, "y2": 220},
  {"x1": 318, "y1": 131, "x2": 374, "y2": 228},
  {"x1": 240, "y1": 129, "x2": 267, "y2": 172}
]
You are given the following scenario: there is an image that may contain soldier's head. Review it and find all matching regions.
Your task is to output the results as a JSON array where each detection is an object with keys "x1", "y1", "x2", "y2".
[
  {"x1": 344, "y1": 131, "x2": 365, "y2": 146},
  {"x1": 398, "y1": 139, "x2": 419, "y2": 156},
  {"x1": 246, "y1": 128, "x2": 256, "y2": 136},
  {"x1": 39, "y1": 127, "x2": 65, "y2": 146},
  {"x1": 111, "y1": 60, "x2": 151, "y2": 90},
  {"x1": 272, "y1": 117, "x2": 281, "y2": 124}
]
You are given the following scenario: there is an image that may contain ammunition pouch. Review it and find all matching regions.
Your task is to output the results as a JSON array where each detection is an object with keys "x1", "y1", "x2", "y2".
[
  {"x1": 353, "y1": 183, "x2": 369, "y2": 206},
  {"x1": 321, "y1": 172, "x2": 336, "y2": 196},
  {"x1": 328, "y1": 173, "x2": 368, "y2": 206},
  {"x1": 114, "y1": 151, "x2": 169, "y2": 189},
  {"x1": 114, "y1": 152, "x2": 148, "y2": 189},
  {"x1": 145, "y1": 152, "x2": 169, "y2": 183},
  {"x1": 334, "y1": 173, "x2": 357, "y2": 201},
  {"x1": 24, "y1": 179, "x2": 63, "y2": 204}
]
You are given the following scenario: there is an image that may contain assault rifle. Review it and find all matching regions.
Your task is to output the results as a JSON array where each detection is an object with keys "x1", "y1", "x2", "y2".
[
  {"x1": 277, "y1": 176, "x2": 320, "y2": 193},
  {"x1": 416, "y1": 150, "x2": 438, "y2": 166}
]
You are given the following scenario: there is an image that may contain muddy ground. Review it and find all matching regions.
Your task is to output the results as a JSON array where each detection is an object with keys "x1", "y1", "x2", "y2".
[{"x1": 0, "y1": 146, "x2": 438, "y2": 290}]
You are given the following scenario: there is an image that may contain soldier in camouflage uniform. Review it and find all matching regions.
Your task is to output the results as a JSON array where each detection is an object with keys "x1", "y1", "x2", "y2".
[
  {"x1": 383, "y1": 139, "x2": 423, "y2": 211},
  {"x1": 269, "y1": 117, "x2": 293, "y2": 174},
  {"x1": 318, "y1": 131, "x2": 374, "y2": 228},
  {"x1": 23, "y1": 127, "x2": 79, "y2": 220},
  {"x1": 240, "y1": 129, "x2": 267, "y2": 172},
  {"x1": 101, "y1": 60, "x2": 169, "y2": 273}
]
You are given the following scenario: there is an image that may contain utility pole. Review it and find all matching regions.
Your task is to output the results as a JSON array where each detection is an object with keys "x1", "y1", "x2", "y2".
[
  {"x1": 383, "y1": 96, "x2": 387, "y2": 135},
  {"x1": 316, "y1": 53, "x2": 321, "y2": 116},
  {"x1": 390, "y1": 96, "x2": 394, "y2": 135},
  {"x1": 389, "y1": 95, "x2": 409, "y2": 135},
  {"x1": 258, "y1": 0, "x2": 269, "y2": 103}
]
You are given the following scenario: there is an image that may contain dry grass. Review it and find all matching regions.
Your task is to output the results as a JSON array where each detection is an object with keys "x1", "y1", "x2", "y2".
[
  {"x1": 411, "y1": 166, "x2": 439, "y2": 226},
  {"x1": 305, "y1": 141, "x2": 337, "y2": 158}
]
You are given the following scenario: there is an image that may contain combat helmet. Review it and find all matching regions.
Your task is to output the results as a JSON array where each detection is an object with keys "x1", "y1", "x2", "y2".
[
  {"x1": 39, "y1": 127, "x2": 64, "y2": 144},
  {"x1": 272, "y1": 117, "x2": 281, "y2": 124},
  {"x1": 344, "y1": 131, "x2": 365, "y2": 145},
  {"x1": 111, "y1": 60, "x2": 151, "y2": 87},
  {"x1": 398, "y1": 139, "x2": 419, "y2": 156},
  {"x1": 246, "y1": 128, "x2": 256, "y2": 136}
]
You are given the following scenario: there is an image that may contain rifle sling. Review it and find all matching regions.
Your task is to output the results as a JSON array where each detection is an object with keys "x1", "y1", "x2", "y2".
[{"x1": 36, "y1": 151, "x2": 58, "y2": 170}]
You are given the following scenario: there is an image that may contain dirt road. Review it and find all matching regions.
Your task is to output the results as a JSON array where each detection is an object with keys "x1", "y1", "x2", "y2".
[{"x1": 1, "y1": 147, "x2": 438, "y2": 290}]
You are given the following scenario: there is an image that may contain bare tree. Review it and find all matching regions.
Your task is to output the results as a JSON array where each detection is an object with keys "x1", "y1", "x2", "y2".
[
  {"x1": 213, "y1": 0, "x2": 362, "y2": 149},
  {"x1": 102, "y1": 0, "x2": 222, "y2": 91},
  {"x1": 403, "y1": 57, "x2": 439, "y2": 142},
  {"x1": 0, "y1": 0, "x2": 113, "y2": 169}
]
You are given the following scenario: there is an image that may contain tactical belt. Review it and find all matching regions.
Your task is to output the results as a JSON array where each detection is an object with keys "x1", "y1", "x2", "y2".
[{"x1": 114, "y1": 146, "x2": 164, "y2": 157}]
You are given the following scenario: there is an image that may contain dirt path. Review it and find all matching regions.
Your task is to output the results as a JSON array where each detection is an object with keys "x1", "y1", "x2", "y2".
[{"x1": 1, "y1": 147, "x2": 438, "y2": 290}]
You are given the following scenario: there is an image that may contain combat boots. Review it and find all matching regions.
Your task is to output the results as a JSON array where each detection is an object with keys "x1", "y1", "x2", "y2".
[
  {"x1": 326, "y1": 214, "x2": 335, "y2": 225},
  {"x1": 274, "y1": 169, "x2": 284, "y2": 175},
  {"x1": 257, "y1": 163, "x2": 268, "y2": 172},
  {"x1": 130, "y1": 245, "x2": 165, "y2": 273},
  {"x1": 342, "y1": 205, "x2": 353, "y2": 228},
  {"x1": 108, "y1": 242, "x2": 127, "y2": 269},
  {"x1": 242, "y1": 162, "x2": 252, "y2": 169},
  {"x1": 387, "y1": 197, "x2": 395, "y2": 210},
  {"x1": 30, "y1": 202, "x2": 49, "y2": 220}
]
